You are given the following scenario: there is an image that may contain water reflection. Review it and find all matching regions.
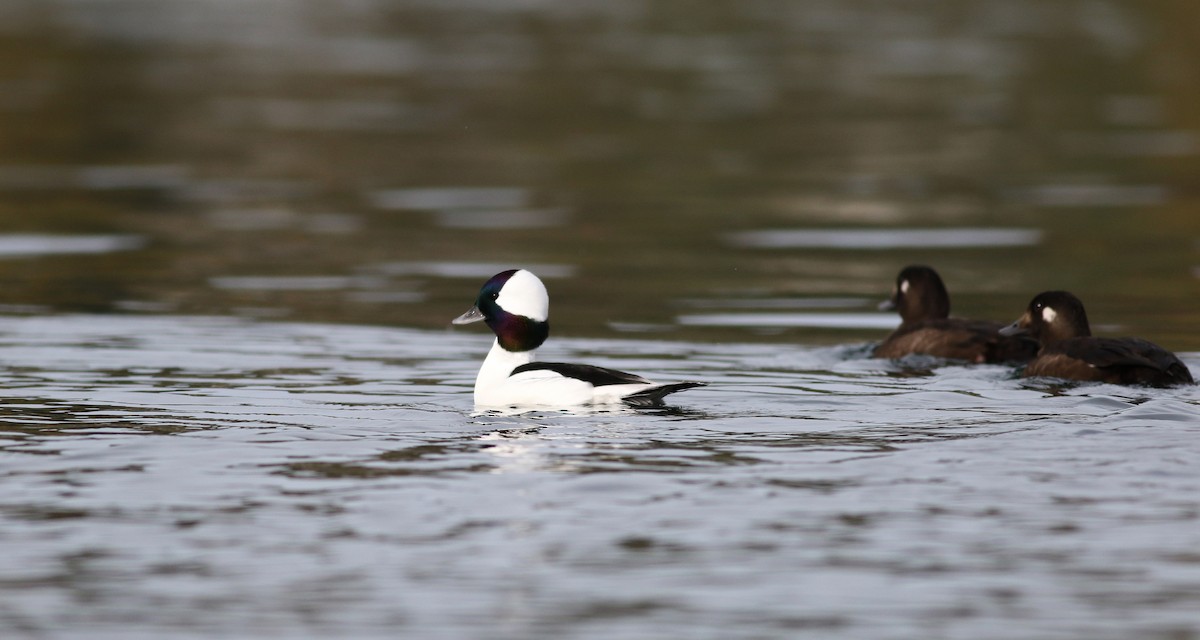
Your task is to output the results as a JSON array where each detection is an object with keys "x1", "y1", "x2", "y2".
[
  {"x1": 435, "y1": 208, "x2": 569, "y2": 230},
  {"x1": 1010, "y1": 184, "x2": 1170, "y2": 208},
  {"x1": 0, "y1": 0, "x2": 1196, "y2": 346},
  {"x1": 369, "y1": 188, "x2": 530, "y2": 211},
  {"x1": 0, "y1": 234, "x2": 144, "y2": 258},
  {"x1": 370, "y1": 261, "x2": 576, "y2": 279},
  {"x1": 214, "y1": 97, "x2": 415, "y2": 132},
  {"x1": 206, "y1": 210, "x2": 363, "y2": 234},
  {"x1": 728, "y1": 228, "x2": 1043, "y2": 250},
  {"x1": 209, "y1": 275, "x2": 387, "y2": 291},
  {"x1": 679, "y1": 297, "x2": 870, "y2": 310},
  {"x1": 0, "y1": 165, "x2": 187, "y2": 191},
  {"x1": 2, "y1": 1, "x2": 1200, "y2": 633},
  {"x1": 677, "y1": 312, "x2": 898, "y2": 330}
]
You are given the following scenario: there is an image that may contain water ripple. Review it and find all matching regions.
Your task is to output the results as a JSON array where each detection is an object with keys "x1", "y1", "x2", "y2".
[{"x1": 0, "y1": 316, "x2": 1197, "y2": 639}]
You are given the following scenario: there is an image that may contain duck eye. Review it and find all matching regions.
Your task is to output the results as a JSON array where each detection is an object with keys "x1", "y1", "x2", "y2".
[{"x1": 490, "y1": 292, "x2": 499, "y2": 300}]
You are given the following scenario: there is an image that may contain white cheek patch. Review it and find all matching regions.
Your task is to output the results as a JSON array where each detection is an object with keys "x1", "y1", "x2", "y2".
[
  {"x1": 496, "y1": 270, "x2": 550, "y2": 321},
  {"x1": 900, "y1": 280, "x2": 910, "y2": 295},
  {"x1": 1041, "y1": 306, "x2": 1058, "y2": 324}
]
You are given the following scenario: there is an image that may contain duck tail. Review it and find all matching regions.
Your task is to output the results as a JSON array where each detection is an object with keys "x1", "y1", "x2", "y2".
[{"x1": 622, "y1": 382, "x2": 706, "y2": 407}]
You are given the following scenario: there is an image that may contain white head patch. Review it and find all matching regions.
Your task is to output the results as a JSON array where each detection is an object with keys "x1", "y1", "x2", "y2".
[
  {"x1": 495, "y1": 269, "x2": 549, "y2": 321},
  {"x1": 900, "y1": 280, "x2": 910, "y2": 295},
  {"x1": 1041, "y1": 306, "x2": 1058, "y2": 324}
]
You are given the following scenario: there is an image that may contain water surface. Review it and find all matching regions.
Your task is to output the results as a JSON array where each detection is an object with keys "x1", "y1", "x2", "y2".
[
  {"x1": 1, "y1": 0, "x2": 1198, "y2": 347},
  {"x1": 3, "y1": 1, "x2": 1200, "y2": 637},
  {"x1": 2, "y1": 315, "x2": 1199, "y2": 639}
]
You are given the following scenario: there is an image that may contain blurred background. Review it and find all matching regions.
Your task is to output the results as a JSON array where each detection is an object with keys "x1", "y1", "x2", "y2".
[{"x1": 1, "y1": 0, "x2": 1198, "y2": 348}]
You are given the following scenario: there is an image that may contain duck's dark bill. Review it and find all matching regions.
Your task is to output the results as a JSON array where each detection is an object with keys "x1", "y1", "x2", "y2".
[{"x1": 452, "y1": 306, "x2": 485, "y2": 325}]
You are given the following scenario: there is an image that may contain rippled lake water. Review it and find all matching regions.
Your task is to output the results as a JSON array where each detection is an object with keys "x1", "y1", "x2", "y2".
[
  {"x1": 3, "y1": 0, "x2": 1200, "y2": 637},
  {"x1": 2, "y1": 315, "x2": 1199, "y2": 639}
]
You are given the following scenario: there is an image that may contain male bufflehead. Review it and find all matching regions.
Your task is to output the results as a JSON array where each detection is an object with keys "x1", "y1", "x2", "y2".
[
  {"x1": 1000, "y1": 290, "x2": 1194, "y2": 387},
  {"x1": 875, "y1": 265, "x2": 1037, "y2": 364},
  {"x1": 452, "y1": 269, "x2": 705, "y2": 407}
]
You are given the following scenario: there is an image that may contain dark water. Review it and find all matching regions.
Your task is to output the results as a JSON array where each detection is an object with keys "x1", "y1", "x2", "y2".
[
  {"x1": 1, "y1": 0, "x2": 1198, "y2": 346},
  {"x1": 2, "y1": 1, "x2": 1200, "y2": 638}
]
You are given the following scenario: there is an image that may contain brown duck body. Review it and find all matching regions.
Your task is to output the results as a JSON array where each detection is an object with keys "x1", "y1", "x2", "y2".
[
  {"x1": 875, "y1": 317, "x2": 1039, "y2": 364},
  {"x1": 1001, "y1": 291, "x2": 1194, "y2": 388},
  {"x1": 1024, "y1": 336, "x2": 1193, "y2": 387},
  {"x1": 874, "y1": 265, "x2": 1037, "y2": 364}
]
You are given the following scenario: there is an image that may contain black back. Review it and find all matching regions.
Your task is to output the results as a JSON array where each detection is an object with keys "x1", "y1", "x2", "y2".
[
  {"x1": 510, "y1": 363, "x2": 706, "y2": 406},
  {"x1": 511, "y1": 362, "x2": 651, "y2": 387}
]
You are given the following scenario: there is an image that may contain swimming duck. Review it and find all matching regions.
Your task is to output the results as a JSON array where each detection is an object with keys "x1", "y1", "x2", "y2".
[
  {"x1": 874, "y1": 265, "x2": 1038, "y2": 363},
  {"x1": 452, "y1": 269, "x2": 705, "y2": 407},
  {"x1": 999, "y1": 290, "x2": 1194, "y2": 387}
]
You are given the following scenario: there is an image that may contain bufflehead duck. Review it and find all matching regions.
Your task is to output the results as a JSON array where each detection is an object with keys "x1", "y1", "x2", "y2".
[
  {"x1": 452, "y1": 269, "x2": 705, "y2": 407},
  {"x1": 874, "y1": 265, "x2": 1038, "y2": 363},
  {"x1": 1000, "y1": 290, "x2": 1194, "y2": 387}
]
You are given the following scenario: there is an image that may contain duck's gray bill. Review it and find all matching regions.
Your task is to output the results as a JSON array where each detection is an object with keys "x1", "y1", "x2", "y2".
[
  {"x1": 878, "y1": 298, "x2": 897, "y2": 311},
  {"x1": 452, "y1": 306, "x2": 485, "y2": 325},
  {"x1": 997, "y1": 321, "x2": 1024, "y2": 337}
]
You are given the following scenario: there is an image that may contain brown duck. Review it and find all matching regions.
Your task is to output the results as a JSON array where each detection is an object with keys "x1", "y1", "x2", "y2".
[
  {"x1": 874, "y1": 265, "x2": 1038, "y2": 364},
  {"x1": 1000, "y1": 290, "x2": 1194, "y2": 387}
]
